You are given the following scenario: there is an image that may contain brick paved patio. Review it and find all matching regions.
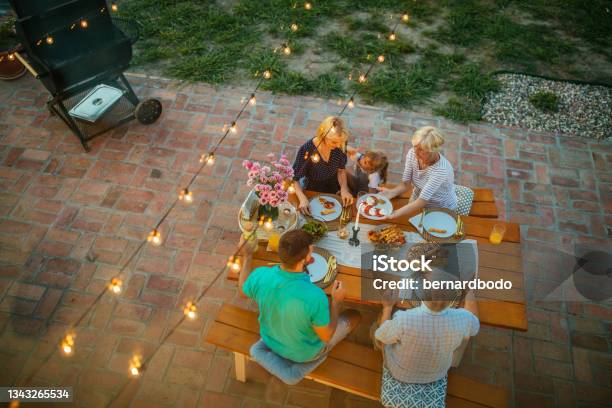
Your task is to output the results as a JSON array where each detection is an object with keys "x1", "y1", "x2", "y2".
[{"x1": 0, "y1": 73, "x2": 610, "y2": 408}]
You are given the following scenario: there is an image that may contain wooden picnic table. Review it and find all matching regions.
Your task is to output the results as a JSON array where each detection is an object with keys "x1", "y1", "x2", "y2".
[{"x1": 228, "y1": 190, "x2": 527, "y2": 331}]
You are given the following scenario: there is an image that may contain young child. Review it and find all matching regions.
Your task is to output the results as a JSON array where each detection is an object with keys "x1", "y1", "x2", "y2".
[{"x1": 346, "y1": 147, "x2": 389, "y2": 195}]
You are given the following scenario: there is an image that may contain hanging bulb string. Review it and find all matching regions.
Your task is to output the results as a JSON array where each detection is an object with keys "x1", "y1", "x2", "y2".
[{"x1": 107, "y1": 225, "x2": 260, "y2": 408}]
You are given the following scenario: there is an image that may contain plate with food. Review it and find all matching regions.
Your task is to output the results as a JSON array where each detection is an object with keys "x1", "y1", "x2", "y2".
[
  {"x1": 357, "y1": 193, "x2": 393, "y2": 220},
  {"x1": 305, "y1": 248, "x2": 337, "y2": 288},
  {"x1": 422, "y1": 209, "x2": 457, "y2": 238},
  {"x1": 301, "y1": 219, "x2": 328, "y2": 242},
  {"x1": 309, "y1": 195, "x2": 341, "y2": 221},
  {"x1": 368, "y1": 224, "x2": 407, "y2": 247}
]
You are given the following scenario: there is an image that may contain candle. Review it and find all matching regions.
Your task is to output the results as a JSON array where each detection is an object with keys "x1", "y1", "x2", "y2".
[{"x1": 355, "y1": 203, "x2": 363, "y2": 230}]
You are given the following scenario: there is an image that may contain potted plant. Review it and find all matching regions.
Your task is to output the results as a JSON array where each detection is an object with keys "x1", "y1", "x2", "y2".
[{"x1": 242, "y1": 153, "x2": 294, "y2": 221}]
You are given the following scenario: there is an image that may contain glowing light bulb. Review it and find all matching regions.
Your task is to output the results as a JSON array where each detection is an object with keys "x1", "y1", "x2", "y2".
[
  {"x1": 8, "y1": 53, "x2": 15, "y2": 61},
  {"x1": 290, "y1": 23, "x2": 299, "y2": 32},
  {"x1": 179, "y1": 188, "x2": 193, "y2": 203},
  {"x1": 348, "y1": 97, "x2": 355, "y2": 108},
  {"x1": 184, "y1": 302, "x2": 197, "y2": 320},
  {"x1": 377, "y1": 54, "x2": 385, "y2": 63},
  {"x1": 129, "y1": 356, "x2": 142, "y2": 377},
  {"x1": 287, "y1": 182, "x2": 296, "y2": 194},
  {"x1": 305, "y1": 2, "x2": 312, "y2": 10},
  {"x1": 264, "y1": 218, "x2": 274, "y2": 231},
  {"x1": 111, "y1": 3, "x2": 118, "y2": 12},
  {"x1": 231, "y1": 257, "x2": 241, "y2": 272},
  {"x1": 283, "y1": 44, "x2": 291, "y2": 55},
  {"x1": 227, "y1": 256, "x2": 235, "y2": 268},
  {"x1": 258, "y1": 215, "x2": 265, "y2": 226},
  {"x1": 402, "y1": 13, "x2": 410, "y2": 22},
  {"x1": 109, "y1": 278, "x2": 122, "y2": 294},
  {"x1": 249, "y1": 93, "x2": 256, "y2": 105},
  {"x1": 46, "y1": 35, "x2": 54, "y2": 45},
  {"x1": 130, "y1": 366, "x2": 140, "y2": 376},
  {"x1": 388, "y1": 32, "x2": 396, "y2": 41},
  {"x1": 230, "y1": 122, "x2": 237, "y2": 133},
  {"x1": 358, "y1": 74, "x2": 367, "y2": 83},
  {"x1": 311, "y1": 153, "x2": 320, "y2": 163},
  {"x1": 263, "y1": 70, "x2": 272, "y2": 79},
  {"x1": 80, "y1": 19, "x2": 88, "y2": 29},
  {"x1": 200, "y1": 153, "x2": 215, "y2": 166},
  {"x1": 147, "y1": 229, "x2": 162, "y2": 246},
  {"x1": 61, "y1": 334, "x2": 75, "y2": 356}
]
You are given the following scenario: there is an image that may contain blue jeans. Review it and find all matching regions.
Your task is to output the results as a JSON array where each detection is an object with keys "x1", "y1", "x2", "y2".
[{"x1": 250, "y1": 315, "x2": 352, "y2": 385}]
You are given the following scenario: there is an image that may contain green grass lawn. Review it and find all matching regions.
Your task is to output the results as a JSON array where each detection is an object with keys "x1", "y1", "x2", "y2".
[{"x1": 117, "y1": 0, "x2": 612, "y2": 123}]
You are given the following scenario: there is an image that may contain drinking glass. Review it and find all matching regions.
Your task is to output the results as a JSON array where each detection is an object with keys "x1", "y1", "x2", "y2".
[{"x1": 489, "y1": 224, "x2": 506, "y2": 245}]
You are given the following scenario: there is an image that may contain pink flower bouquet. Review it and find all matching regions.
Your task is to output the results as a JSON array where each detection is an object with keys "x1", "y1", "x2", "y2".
[{"x1": 243, "y1": 153, "x2": 294, "y2": 220}]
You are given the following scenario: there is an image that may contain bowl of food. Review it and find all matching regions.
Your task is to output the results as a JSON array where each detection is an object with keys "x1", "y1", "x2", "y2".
[{"x1": 301, "y1": 220, "x2": 328, "y2": 242}]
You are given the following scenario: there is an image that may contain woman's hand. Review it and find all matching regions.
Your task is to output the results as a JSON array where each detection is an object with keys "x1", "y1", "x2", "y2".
[
  {"x1": 381, "y1": 211, "x2": 398, "y2": 221},
  {"x1": 340, "y1": 188, "x2": 354, "y2": 207},
  {"x1": 298, "y1": 196, "x2": 312, "y2": 215},
  {"x1": 346, "y1": 146, "x2": 362, "y2": 161},
  {"x1": 377, "y1": 186, "x2": 395, "y2": 199}
]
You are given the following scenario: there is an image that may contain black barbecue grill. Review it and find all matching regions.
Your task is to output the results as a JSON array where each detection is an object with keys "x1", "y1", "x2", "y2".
[{"x1": 9, "y1": 0, "x2": 161, "y2": 151}]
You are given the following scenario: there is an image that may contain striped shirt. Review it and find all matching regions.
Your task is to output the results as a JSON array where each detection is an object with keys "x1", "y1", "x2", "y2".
[
  {"x1": 375, "y1": 304, "x2": 479, "y2": 384},
  {"x1": 402, "y1": 149, "x2": 457, "y2": 210}
]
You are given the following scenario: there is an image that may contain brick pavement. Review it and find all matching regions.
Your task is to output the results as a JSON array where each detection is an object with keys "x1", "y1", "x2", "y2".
[{"x1": 0, "y1": 73, "x2": 610, "y2": 407}]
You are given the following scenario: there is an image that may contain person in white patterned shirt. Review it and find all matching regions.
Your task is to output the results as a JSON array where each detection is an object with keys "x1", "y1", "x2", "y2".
[
  {"x1": 380, "y1": 126, "x2": 457, "y2": 219},
  {"x1": 374, "y1": 266, "x2": 480, "y2": 408}
]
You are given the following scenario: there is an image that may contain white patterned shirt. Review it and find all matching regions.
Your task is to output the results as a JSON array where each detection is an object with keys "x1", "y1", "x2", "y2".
[
  {"x1": 375, "y1": 304, "x2": 479, "y2": 383},
  {"x1": 402, "y1": 149, "x2": 457, "y2": 210}
]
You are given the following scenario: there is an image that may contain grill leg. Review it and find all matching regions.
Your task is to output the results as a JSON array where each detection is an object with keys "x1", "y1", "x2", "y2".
[
  {"x1": 118, "y1": 74, "x2": 140, "y2": 106},
  {"x1": 51, "y1": 100, "x2": 91, "y2": 152}
]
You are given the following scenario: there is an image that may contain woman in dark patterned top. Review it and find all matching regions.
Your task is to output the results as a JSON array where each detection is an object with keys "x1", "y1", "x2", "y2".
[{"x1": 292, "y1": 116, "x2": 355, "y2": 214}]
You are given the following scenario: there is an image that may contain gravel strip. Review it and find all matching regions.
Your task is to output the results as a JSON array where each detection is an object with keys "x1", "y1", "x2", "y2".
[{"x1": 482, "y1": 73, "x2": 611, "y2": 140}]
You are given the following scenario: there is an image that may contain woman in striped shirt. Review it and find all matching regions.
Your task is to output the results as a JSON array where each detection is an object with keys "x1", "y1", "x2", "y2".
[{"x1": 380, "y1": 127, "x2": 457, "y2": 219}]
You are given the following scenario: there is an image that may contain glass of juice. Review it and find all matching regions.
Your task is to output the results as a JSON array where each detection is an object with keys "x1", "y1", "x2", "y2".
[
  {"x1": 268, "y1": 232, "x2": 281, "y2": 252},
  {"x1": 489, "y1": 224, "x2": 506, "y2": 245}
]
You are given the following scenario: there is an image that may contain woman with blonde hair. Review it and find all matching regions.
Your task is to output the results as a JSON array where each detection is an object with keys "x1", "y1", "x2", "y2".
[
  {"x1": 292, "y1": 116, "x2": 354, "y2": 214},
  {"x1": 380, "y1": 126, "x2": 457, "y2": 219}
]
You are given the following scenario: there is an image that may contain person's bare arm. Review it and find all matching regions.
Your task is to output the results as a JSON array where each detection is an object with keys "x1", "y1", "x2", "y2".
[
  {"x1": 462, "y1": 289, "x2": 479, "y2": 318},
  {"x1": 379, "y1": 180, "x2": 410, "y2": 199},
  {"x1": 313, "y1": 281, "x2": 344, "y2": 342},
  {"x1": 386, "y1": 197, "x2": 427, "y2": 220},
  {"x1": 237, "y1": 235, "x2": 257, "y2": 298},
  {"x1": 338, "y1": 169, "x2": 354, "y2": 206},
  {"x1": 292, "y1": 180, "x2": 311, "y2": 215}
]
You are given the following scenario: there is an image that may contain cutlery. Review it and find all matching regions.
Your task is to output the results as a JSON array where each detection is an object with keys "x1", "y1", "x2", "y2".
[
  {"x1": 322, "y1": 256, "x2": 336, "y2": 283},
  {"x1": 418, "y1": 210, "x2": 425, "y2": 232}
]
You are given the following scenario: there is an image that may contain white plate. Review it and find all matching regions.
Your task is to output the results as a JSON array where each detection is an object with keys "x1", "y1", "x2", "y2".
[
  {"x1": 357, "y1": 194, "x2": 392, "y2": 220},
  {"x1": 306, "y1": 253, "x2": 329, "y2": 283},
  {"x1": 309, "y1": 195, "x2": 341, "y2": 221},
  {"x1": 422, "y1": 211, "x2": 457, "y2": 238}
]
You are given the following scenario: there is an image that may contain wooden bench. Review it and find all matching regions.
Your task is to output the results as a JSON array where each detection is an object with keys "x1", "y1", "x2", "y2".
[
  {"x1": 206, "y1": 303, "x2": 509, "y2": 407},
  {"x1": 382, "y1": 184, "x2": 499, "y2": 218}
]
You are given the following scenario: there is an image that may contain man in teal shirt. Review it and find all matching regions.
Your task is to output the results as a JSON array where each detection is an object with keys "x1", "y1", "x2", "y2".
[{"x1": 239, "y1": 230, "x2": 360, "y2": 378}]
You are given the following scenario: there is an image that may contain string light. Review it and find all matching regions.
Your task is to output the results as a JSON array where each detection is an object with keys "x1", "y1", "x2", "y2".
[
  {"x1": 200, "y1": 153, "x2": 215, "y2": 165},
  {"x1": 147, "y1": 229, "x2": 162, "y2": 246},
  {"x1": 388, "y1": 31, "x2": 396, "y2": 41},
  {"x1": 178, "y1": 188, "x2": 193, "y2": 203},
  {"x1": 348, "y1": 97, "x2": 355, "y2": 109},
  {"x1": 230, "y1": 122, "x2": 237, "y2": 133},
  {"x1": 402, "y1": 13, "x2": 410, "y2": 22},
  {"x1": 61, "y1": 334, "x2": 75, "y2": 356},
  {"x1": 80, "y1": 19, "x2": 88, "y2": 29},
  {"x1": 249, "y1": 93, "x2": 256, "y2": 105},
  {"x1": 290, "y1": 23, "x2": 299, "y2": 32},
  {"x1": 227, "y1": 256, "x2": 242, "y2": 272},
  {"x1": 358, "y1": 74, "x2": 367, "y2": 83},
  {"x1": 129, "y1": 356, "x2": 142, "y2": 377},
  {"x1": 377, "y1": 54, "x2": 385, "y2": 63},
  {"x1": 8, "y1": 53, "x2": 15, "y2": 61},
  {"x1": 287, "y1": 182, "x2": 296, "y2": 194},
  {"x1": 311, "y1": 153, "x2": 320, "y2": 163},
  {"x1": 184, "y1": 302, "x2": 197, "y2": 320},
  {"x1": 109, "y1": 278, "x2": 122, "y2": 294},
  {"x1": 111, "y1": 3, "x2": 118, "y2": 12},
  {"x1": 304, "y1": 2, "x2": 312, "y2": 10},
  {"x1": 46, "y1": 35, "x2": 54, "y2": 45},
  {"x1": 263, "y1": 70, "x2": 272, "y2": 79},
  {"x1": 282, "y1": 43, "x2": 291, "y2": 55}
]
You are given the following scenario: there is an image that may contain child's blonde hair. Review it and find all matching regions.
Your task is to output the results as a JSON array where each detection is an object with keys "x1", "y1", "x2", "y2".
[
  {"x1": 363, "y1": 151, "x2": 388, "y2": 183},
  {"x1": 314, "y1": 116, "x2": 348, "y2": 152},
  {"x1": 412, "y1": 126, "x2": 445, "y2": 153}
]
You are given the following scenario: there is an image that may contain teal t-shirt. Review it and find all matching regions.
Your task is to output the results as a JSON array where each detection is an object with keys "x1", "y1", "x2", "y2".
[{"x1": 243, "y1": 265, "x2": 330, "y2": 362}]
